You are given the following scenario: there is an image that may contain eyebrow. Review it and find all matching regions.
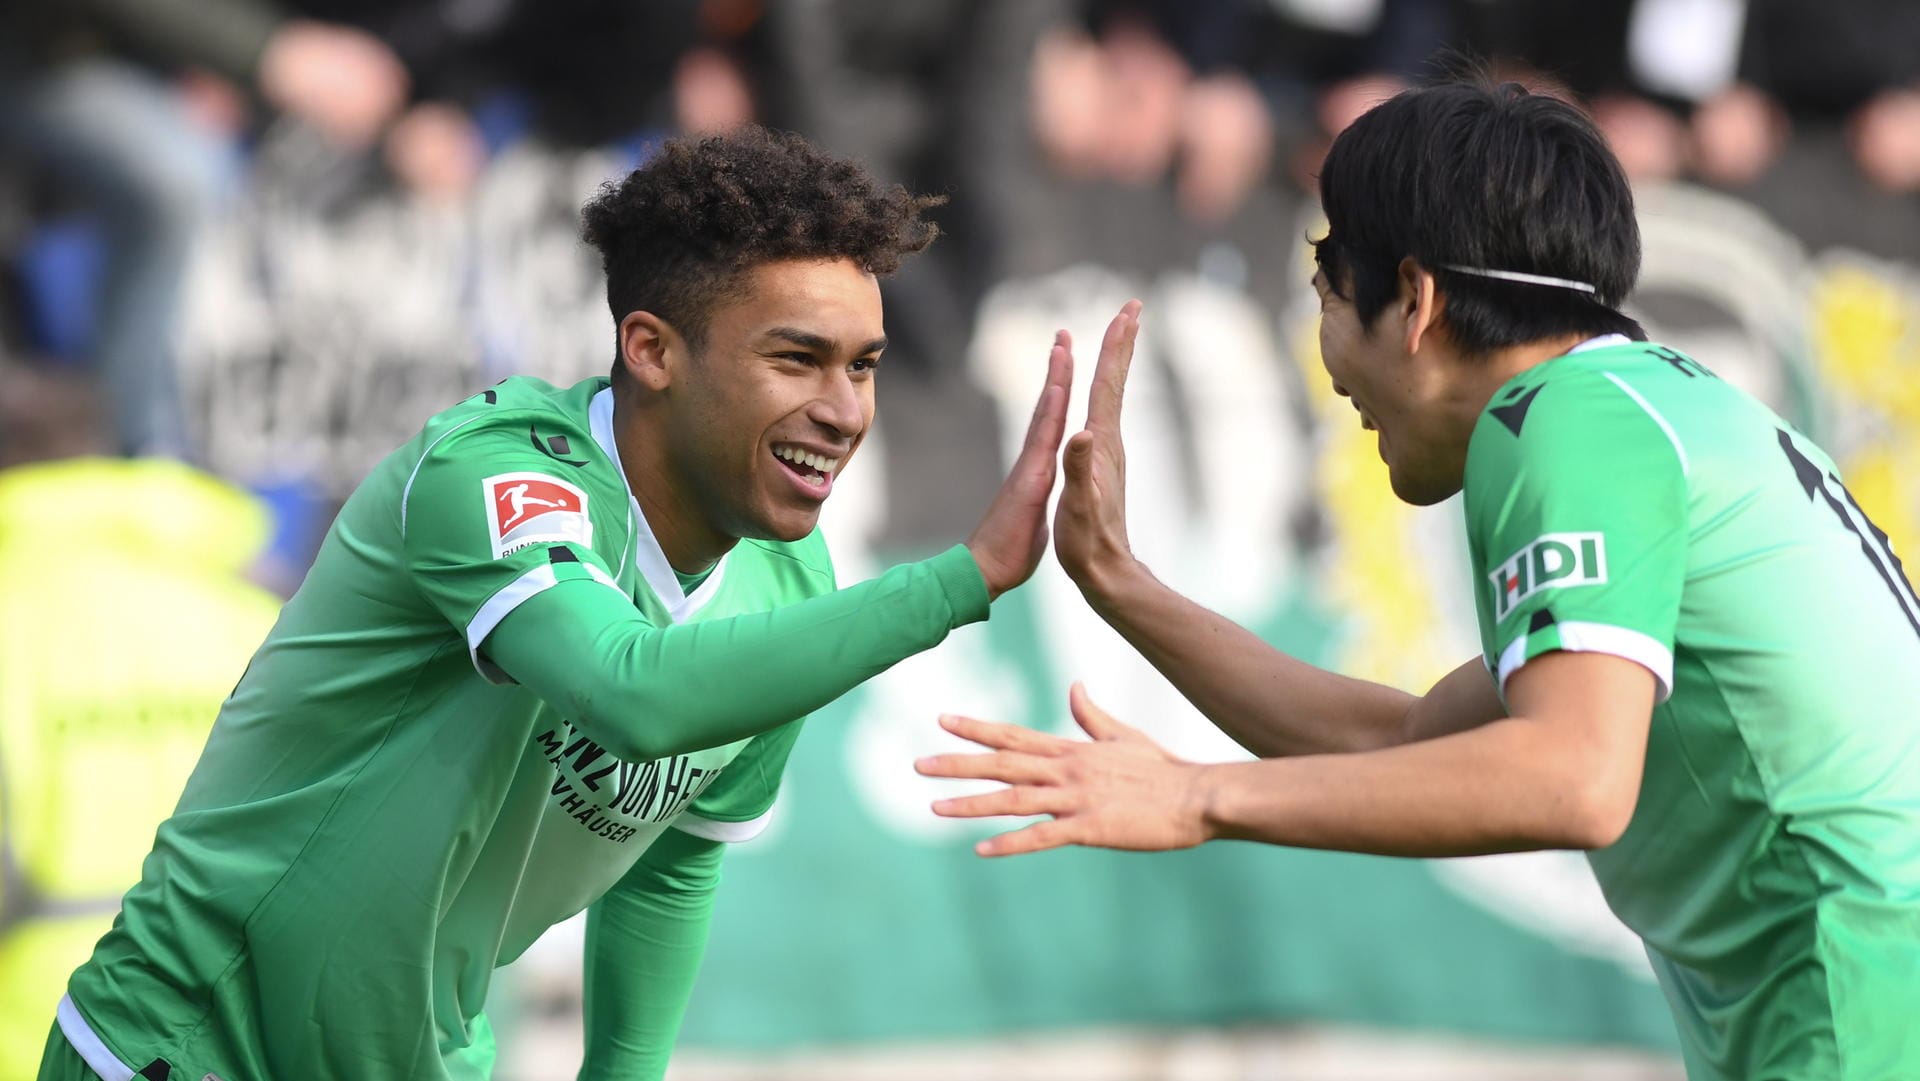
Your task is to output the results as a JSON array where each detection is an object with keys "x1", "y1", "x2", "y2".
[{"x1": 764, "y1": 327, "x2": 888, "y2": 356}]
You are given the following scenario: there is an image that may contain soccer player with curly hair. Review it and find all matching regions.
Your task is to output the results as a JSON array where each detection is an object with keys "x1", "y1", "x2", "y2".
[{"x1": 40, "y1": 128, "x2": 1091, "y2": 1081}]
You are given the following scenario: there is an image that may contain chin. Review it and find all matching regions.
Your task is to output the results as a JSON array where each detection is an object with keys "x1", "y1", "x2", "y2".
[
  {"x1": 1388, "y1": 469, "x2": 1460, "y2": 507},
  {"x1": 750, "y1": 509, "x2": 823, "y2": 543}
]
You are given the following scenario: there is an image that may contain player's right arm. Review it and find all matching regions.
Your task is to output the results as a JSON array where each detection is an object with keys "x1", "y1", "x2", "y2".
[
  {"x1": 1077, "y1": 563, "x2": 1502, "y2": 755},
  {"x1": 475, "y1": 549, "x2": 981, "y2": 762},
  {"x1": 1054, "y1": 304, "x2": 1503, "y2": 756},
  {"x1": 404, "y1": 330, "x2": 1070, "y2": 764}
]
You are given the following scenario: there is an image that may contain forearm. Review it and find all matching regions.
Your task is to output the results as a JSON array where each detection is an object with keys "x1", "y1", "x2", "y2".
[
  {"x1": 579, "y1": 829, "x2": 722, "y2": 1081},
  {"x1": 490, "y1": 545, "x2": 989, "y2": 763},
  {"x1": 1081, "y1": 560, "x2": 1417, "y2": 756},
  {"x1": 1197, "y1": 716, "x2": 1626, "y2": 857}
]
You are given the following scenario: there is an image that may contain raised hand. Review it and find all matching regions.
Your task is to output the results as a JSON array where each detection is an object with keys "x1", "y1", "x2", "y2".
[
  {"x1": 1054, "y1": 300, "x2": 1142, "y2": 597},
  {"x1": 965, "y1": 329, "x2": 1074, "y2": 600},
  {"x1": 915, "y1": 683, "x2": 1213, "y2": 857}
]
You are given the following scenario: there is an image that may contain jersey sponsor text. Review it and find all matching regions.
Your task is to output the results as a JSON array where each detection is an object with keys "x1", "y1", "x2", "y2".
[
  {"x1": 535, "y1": 724, "x2": 726, "y2": 841},
  {"x1": 1490, "y1": 532, "x2": 1607, "y2": 619}
]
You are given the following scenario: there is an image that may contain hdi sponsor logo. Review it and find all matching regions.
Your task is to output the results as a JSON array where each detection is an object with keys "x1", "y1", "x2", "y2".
[{"x1": 1490, "y1": 532, "x2": 1607, "y2": 618}]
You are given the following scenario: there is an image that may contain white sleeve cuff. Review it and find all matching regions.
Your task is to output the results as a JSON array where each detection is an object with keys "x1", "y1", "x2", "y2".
[
  {"x1": 1496, "y1": 620, "x2": 1674, "y2": 703},
  {"x1": 672, "y1": 805, "x2": 776, "y2": 843},
  {"x1": 465, "y1": 561, "x2": 625, "y2": 684}
]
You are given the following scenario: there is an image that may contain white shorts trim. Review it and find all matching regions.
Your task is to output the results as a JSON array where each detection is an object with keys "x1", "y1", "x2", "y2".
[
  {"x1": 672, "y1": 805, "x2": 776, "y2": 843},
  {"x1": 1496, "y1": 621, "x2": 1674, "y2": 703},
  {"x1": 57, "y1": 994, "x2": 135, "y2": 1081}
]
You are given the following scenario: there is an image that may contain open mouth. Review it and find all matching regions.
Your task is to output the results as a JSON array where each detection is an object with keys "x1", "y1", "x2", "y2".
[{"x1": 773, "y1": 444, "x2": 841, "y2": 492}]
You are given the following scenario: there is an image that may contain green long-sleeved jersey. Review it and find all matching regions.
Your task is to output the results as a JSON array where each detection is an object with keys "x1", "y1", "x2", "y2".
[{"x1": 58, "y1": 376, "x2": 989, "y2": 1081}]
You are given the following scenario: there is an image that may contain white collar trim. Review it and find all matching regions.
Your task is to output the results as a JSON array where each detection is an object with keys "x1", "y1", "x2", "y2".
[
  {"x1": 588, "y1": 386, "x2": 727, "y2": 623},
  {"x1": 1567, "y1": 334, "x2": 1631, "y2": 355}
]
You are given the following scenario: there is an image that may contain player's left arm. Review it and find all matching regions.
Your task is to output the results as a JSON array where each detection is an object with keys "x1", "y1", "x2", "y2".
[
  {"x1": 577, "y1": 827, "x2": 724, "y2": 1081},
  {"x1": 919, "y1": 657, "x2": 1652, "y2": 857},
  {"x1": 574, "y1": 717, "x2": 804, "y2": 1080}
]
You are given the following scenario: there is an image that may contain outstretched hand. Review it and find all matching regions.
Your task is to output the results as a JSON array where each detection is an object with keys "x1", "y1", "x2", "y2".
[
  {"x1": 1054, "y1": 300, "x2": 1142, "y2": 596},
  {"x1": 965, "y1": 327, "x2": 1074, "y2": 600},
  {"x1": 915, "y1": 683, "x2": 1213, "y2": 857}
]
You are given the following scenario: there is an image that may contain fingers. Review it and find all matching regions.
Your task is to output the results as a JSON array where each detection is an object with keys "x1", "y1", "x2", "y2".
[
  {"x1": 976, "y1": 819, "x2": 1078, "y2": 858},
  {"x1": 1086, "y1": 300, "x2": 1143, "y2": 435},
  {"x1": 1067, "y1": 681, "x2": 1122, "y2": 740},
  {"x1": 1049, "y1": 328, "x2": 1074, "y2": 395},
  {"x1": 937, "y1": 713, "x2": 1068, "y2": 755},
  {"x1": 1061, "y1": 429, "x2": 1095, "y2": 480},
  {"x1": 1019, "y1": 333, "x2": 1075, "y2": 457},
  {"x1": 931, "y1": 785, "x2": 1072, "y2": 820},
  {"x1": 915, "y1": 750, "x2": 1059, "y2": 785}
]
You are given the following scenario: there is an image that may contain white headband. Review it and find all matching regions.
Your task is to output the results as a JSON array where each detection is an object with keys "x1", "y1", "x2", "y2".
[{"x1": 1440, "y1": 264, "x2": 1598, "y2": 295}]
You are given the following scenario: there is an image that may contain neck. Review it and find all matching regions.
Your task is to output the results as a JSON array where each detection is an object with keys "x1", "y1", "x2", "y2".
[
  {"x1": 1450, "y1": 331, "x2": 1593, "y2": 421},
  {"x1": 612, "y1": 399, "x2": 733, "y2": 575}
]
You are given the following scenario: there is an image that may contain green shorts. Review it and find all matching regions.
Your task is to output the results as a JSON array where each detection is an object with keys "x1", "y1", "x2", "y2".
[{"x1": 36, "y1": 1023, "x2": 93, "y2": 1081}]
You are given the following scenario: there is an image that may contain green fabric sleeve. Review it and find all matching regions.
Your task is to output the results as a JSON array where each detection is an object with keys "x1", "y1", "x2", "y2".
[
  {"x1": 682, "y1": 717, "x2": 805, "y2": 828},
  {"x1": 1468, "y1": 370, "x2": 1688, "y2": 699},
  {"x1": 577, "y1": 828, "x2": 723, "y2": 1081},
  {"x1": 483, "y1": 544, "x2": 988, "y2": 764}
]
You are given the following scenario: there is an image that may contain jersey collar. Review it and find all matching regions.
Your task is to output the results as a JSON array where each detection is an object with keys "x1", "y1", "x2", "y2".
[
  {"x1": 1566, "y1": 333, "x2": 1631, "y2": 355},
  {"x1": 588, "y1": 386, "x2": 729, "y2": 623}
]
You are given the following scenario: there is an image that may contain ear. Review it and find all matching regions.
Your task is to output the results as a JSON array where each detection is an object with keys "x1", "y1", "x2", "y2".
[
  {"x1": 617, "y1": 311, "x2": 680, "y2": 392},
  {"x1": 1396, "y1": 257, "x2": 1444, "y2": 356}
]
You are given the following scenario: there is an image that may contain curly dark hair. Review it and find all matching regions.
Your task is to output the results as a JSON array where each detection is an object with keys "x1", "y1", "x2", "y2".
[{"x1": 580, "y1": 126, "x2": 942, "y2": 365}]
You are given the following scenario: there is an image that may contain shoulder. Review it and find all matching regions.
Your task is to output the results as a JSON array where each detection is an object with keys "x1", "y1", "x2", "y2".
[
  {"x1": 397, "y1": 377, "x2": 626, "y2": 548},
  {"x1": 1472, "y1": 345, "x2": 1692, "y2": 465},
  {"x1": 1464, "y1": 345, "x2": 1697, "y2": 525},
  {"x1": 418, "y1": 376, "x2": 605, "y2": 451},
  {"x1": 737, "y1": 530, "x2": 837, "y2": 595},
  {"x1": 405, "y1": 378, "x2": 615, "y2": 482}
]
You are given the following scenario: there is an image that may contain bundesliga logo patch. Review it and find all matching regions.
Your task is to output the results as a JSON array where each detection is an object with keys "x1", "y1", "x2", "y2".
[
  {"x1": 1490, "y1": 531, "x2": 1607, "y2": 618},
  {"x1": 483, "y1": 472, "x2": 592, "y2": 558}
]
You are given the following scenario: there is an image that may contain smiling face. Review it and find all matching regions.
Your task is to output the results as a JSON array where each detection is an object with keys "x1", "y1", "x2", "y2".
[
  {"x1": 635, "y1": 256, "x2": 885, "y2": 559},
  {"x1": 1312, "y1": 265, "x2": 1471, "y2": 507}
]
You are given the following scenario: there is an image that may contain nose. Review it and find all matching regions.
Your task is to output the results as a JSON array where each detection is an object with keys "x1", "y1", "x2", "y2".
[
  {"x1": 1333, "y1": 384, "x2": 1351, "y2": 398},
  {"x1": 807, "y1": 369, "x2": 867, "y2": 441}
]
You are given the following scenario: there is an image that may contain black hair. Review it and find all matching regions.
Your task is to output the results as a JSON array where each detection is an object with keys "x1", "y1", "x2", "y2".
[
  {"x1": 580, "y1": 127, "x2": 942, "y2": 366},
  {"x1": 1313, "y1": 80, "x2": 1645, "y2": 354}
]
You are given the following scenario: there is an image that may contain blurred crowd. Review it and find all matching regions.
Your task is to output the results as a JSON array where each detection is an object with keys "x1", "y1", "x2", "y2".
[
  {"x1": 2, "y1": 4, "x2": 1918, "y2": 1077},
  {"x1": 1, "y1": 0, "x2": 1917, "y2": 472}
]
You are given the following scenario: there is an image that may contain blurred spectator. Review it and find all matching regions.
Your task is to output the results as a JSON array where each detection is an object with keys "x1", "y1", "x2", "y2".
[
  {"x1": 443, "y1": 0, "x2": 742, "y2": 149},
  {"x1": 1457, "y1": 1, "x2": 1693, "y2": 182},
  {"x1": 1027, "y1": 0, "x2": 1294, "y2": 223},
  {"x1": 0, "y1": 371, "x2": 282, "y2": 1078},
  {"x1": 0, "y1": 363, "x2": 110, "y2": 469},
  {"x1": 0, "y1": 0, "x2": 408, "y2": 458},
  {"x1": 1234, "y1": 0, "x2": 1450, "y2": 188},
  {"x1": 1739, "y1": 0, "x2": 1920, "y2": 192},
  {"x1": 1462, "y1": 0, "x2": 1920, "y2": 194}
]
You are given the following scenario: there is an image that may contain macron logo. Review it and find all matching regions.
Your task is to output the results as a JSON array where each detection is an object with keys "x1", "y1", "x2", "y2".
[{"x1": 1490, "y1": 532, "x2": 1607, "y2": 619}]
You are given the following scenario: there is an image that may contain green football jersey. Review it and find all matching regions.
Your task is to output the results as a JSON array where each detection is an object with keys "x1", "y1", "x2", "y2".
[
  {"x1": 58, "y1": 376, "x2": 987, "y2": 1081},
  {"x1": 1465, "y1": 337, "x2": 1920, "y2": 1081}
]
